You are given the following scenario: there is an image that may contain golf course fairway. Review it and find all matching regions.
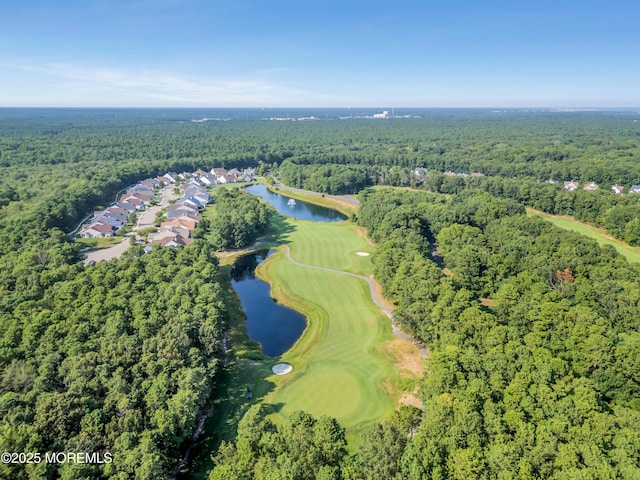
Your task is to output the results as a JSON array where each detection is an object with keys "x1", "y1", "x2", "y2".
[
  {"x1": 527, "y1": 207, "x2": 640, "y2": 263},
  {"x1": 256, "y1": 218, "x2": 407, "y2": 437}
]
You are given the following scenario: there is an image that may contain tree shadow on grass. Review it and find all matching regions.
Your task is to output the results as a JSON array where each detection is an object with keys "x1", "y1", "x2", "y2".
[
  {"x1": 267, "y1": 214, "x2": 297, "y2": 246},
  {"x1": 182, "y1": 357, "x2": 277, "y2": 479}
]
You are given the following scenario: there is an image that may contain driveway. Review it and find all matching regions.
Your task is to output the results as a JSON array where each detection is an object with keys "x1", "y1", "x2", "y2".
[{"x1": 83, "y1": 185, "x2": 177, "y2": 265}]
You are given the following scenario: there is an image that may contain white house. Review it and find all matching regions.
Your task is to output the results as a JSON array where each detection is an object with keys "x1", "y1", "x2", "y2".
[{"x1": 564, "y1": 181, "x2": 580, "y2": 191}]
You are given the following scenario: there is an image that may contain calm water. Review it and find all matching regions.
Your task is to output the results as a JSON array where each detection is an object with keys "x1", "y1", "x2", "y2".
[
  {"x1": 245, "y1": 184, "x2": 347, "y2": 222},
  {"x1": 231, "y1": 249, "x2": 307, "y2": 357}
]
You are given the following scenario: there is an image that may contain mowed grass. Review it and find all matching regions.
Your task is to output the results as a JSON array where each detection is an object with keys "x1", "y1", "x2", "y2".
[
  {"x1": 285, "y1": 219, "x2": 375, "y2": 275},
  {"x1": 256, "y1": 219, "x2": 397, "y2": 440},
  {"x1": 527, "y1": 208, "x2": 640, "y2": 264}
]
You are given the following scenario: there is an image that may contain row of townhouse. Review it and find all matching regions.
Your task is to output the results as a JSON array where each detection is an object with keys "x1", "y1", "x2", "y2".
[
  {"x1": 79, "y1": 182, "x2": 156, "y2": 238},
  {"x1": 147, "y1": 180, "x2": 211, "y2": 248},
  {"x1": 78, "y1": 166, "x2": 255, "y2": 242},
  {"x1": 160, "y1": 167, "x2": 255, "y2": 186},
  {"x1": 558, "y1": 180, "x2": 640, "y2": 195}
]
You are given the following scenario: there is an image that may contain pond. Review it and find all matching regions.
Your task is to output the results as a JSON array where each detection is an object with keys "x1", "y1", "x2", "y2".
[
  {"x1": 231, "y1": 249, "x2": 307, "y2": 357},
  {"x1": 245, "y1": 184, "x2": 347, "y2": 222}
]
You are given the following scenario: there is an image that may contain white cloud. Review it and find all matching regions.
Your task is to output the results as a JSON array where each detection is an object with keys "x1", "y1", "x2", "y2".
[{"x1": 0, "y1": 59, "x2": 330, "y2": 106}]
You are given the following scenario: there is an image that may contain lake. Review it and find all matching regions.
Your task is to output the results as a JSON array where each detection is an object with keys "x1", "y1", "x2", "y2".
[
  {"x1": 231, "y1": 249, "x2": 307, "y2": 357},
  {"x1": 245, "y1": 184, "x2": 347, "y2": 222}
]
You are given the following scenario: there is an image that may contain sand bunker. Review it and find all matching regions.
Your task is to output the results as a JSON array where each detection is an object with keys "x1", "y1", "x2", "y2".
[
  {"x1": 356, "y1": 252, "x2": 370, "y2": 257},
  {"x1": 272, "y1": 363, "x2": 293, "y2": 375}
]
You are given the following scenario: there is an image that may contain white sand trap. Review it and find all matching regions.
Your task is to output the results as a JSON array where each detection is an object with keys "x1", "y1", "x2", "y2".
[
  {"x1": 356, "y1": 251, "x2": 370, "y2": 256},
  {"x1": 272, "y1": 363, "x2": 293, "y2": 375}
]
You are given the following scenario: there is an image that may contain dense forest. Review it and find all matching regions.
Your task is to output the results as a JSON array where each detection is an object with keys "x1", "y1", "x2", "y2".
[
  {"x1": 1, "y1": 109, "x2": 640, "y2": 479},
  {"x1": 207, "y1": 188, "x2": 272, "y2": 250},
  {"x1": 356, "y1": 189, "x2": 640, "y2": 478}
]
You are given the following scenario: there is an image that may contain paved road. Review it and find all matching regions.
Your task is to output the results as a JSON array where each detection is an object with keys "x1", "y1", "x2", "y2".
[
  {"x1": 83, "y1": 186, "x2": 176, "y2": 265},
  {"x1": 282, "y1": 245, "x2": 428, "y2": 357}
]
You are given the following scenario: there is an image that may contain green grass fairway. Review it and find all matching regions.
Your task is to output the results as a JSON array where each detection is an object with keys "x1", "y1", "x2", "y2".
[
  {"x1": 285, "y1": 220, "x2": 375, "y2": 275},
  {"x1": 527, "y1": 208, "x2": 640, "y2": 263},
  {"x1": 257, "y1": 219, "x2": 397, "y2": 439}
]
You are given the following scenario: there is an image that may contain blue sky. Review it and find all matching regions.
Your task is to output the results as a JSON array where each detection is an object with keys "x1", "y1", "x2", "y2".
[{"x1": 0, "y1": 0, "x2": 638, "y2": 107}]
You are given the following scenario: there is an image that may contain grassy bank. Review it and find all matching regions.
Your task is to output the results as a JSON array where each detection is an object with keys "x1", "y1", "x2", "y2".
[
  {"x1": 264, "y1": 182, "x2": 358, "y2": 217},
  {"x1": 75, "y1": 235, "x2": 124, "y2": 249},
  {"x1": 527, "y1": 208, "x2": 640, "y2": 263}
]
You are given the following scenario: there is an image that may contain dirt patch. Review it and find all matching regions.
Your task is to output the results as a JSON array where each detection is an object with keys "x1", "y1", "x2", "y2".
[
  {"x1": 354, "y1": 226, "x2": 375, "y2": 245},
  {"x1": 385, "y1": 339, "x2": 424, "y2": 378},
  {"x1": 479, "y1": 297, "x2": 496, "y2": 307},
  {"x1": 399, "y1": 388, "x2": 424, "y2": 409}
]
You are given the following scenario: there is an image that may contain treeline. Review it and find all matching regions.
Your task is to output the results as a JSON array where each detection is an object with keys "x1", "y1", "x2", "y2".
[
  {"x1": 1, "y1": 241, "x2": 227, "y2": 479},
  {"x1": 420, "y1": 173, "x2": 640, "y2": 246},
  {"x1": 208, "y1": 187, "x2": 272, "y2": 250},
  {"x1": 355, "y1": 188, "x2": 640, "y2": 478},
  {"x1": 279, "y1": 160, "x2": 372, "y2": 194},
  {"x1": 208, "y1": 404, "x2": 420, "y2": 480},
  {"x1": 279, "y1": 160, "x2": 640, "y2": 245}
]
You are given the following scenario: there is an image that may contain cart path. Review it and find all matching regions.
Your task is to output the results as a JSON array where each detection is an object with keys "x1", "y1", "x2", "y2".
[{"x1": 282, "y1": 245, "x2": 428, "y2": 357}]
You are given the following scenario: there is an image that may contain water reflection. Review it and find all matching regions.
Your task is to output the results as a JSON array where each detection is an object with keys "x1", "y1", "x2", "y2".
[
  {"x1": 231, "y1": 249, "x2": 307, "y2": 357},
  {"x1": 245, "y1": 184, "x2": 347, "y2": 222}
]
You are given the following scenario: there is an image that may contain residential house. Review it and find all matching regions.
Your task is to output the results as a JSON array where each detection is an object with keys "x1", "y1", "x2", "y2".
[
  {"x1": 161, "y1": 219, "x2": 198, "y2": 231},
  {"x1": 199, "y1": 173, "x2": 217, "y2": 186},
  {"x1": 119, "y1": 195, "x2": 144, "y2": 209},
  {"x1": 611, "y1": 185, "x2": 625, "y2": 195},
  {"x1": 218, "y1": 173, "x2": 238, "y2": 184},
  {"x1": 211, "y1": 167, "x2": 226, "y2": 176},
  {"x1": 79, "y1": 222, "x2": 114, "y2": 238},
  {"x1": 140, "y1": 179, "x2": 158, "y2": 190},
  {"x1": 168, "y1": 211, "x2": 202, "y2": 223},
  {"x1": 564, "y1": 181, "x2": 580, "y2": 191},
  {"x1": 184, "y1": 185, "x2": 208, "y2": 198},
  {"x1": 150, "y1": 232, "x2": 193, "y2": 247},
  {"x1": 629, "y1": 184, "x2": 640, "y2": 194},
  {"x1": 583, "y1": 182, "x2": 599, "y2": 191},
  {"x1": 413, "y1": 167, "x2": 428, "y2": 178},
  {"x1": 176, "y1": 197, "x2": 202, "y2": 210},
  {"x1": 241, "y1": 168, "x2": 256, "y2": 181},
  {"x1": 164, "y1": 172, "x2": 179, "y2": 183},
  {"x1": 193, "y1": 192, "x2": 211, "y2": 205},
  {"x1": 115, "y1": 202, "x2": 136, "y2": 213},
  {"x1": 127, "y1": 191, "x2": 153, "y2": 204}
]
